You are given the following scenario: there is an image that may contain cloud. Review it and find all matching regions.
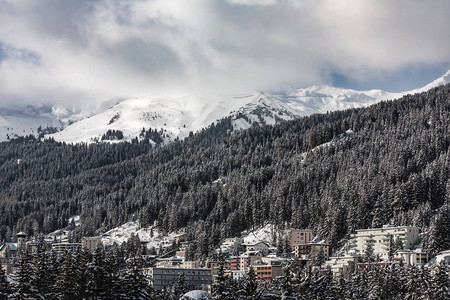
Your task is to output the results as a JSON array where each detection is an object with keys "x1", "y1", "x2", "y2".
[{"x1": 0, "y1": 0, "x2": 449, "y2": 108}]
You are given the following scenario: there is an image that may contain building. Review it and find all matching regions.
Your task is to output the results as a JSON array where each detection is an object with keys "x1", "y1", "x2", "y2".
[
  {"x1": 51, "y1": 242, "x2": 82, "y2": 253},
  {"x1": 228, "y1": 251, "x2": 263, "y2": 271},
  {"x1": 349, "y1": 225, "x2": 419, "y2": 258},
  {"x1": 81, "y1": 237, "x2": 103, "y2": 252},
  {"x1": 219, "y1": 237, "x2": 243, "y2": 255},
  {"x1": 144, "y1": 267, "x2": 211, "y2": 291},
  {"x1": 289, "y1": 229, "x2": 313, "y2": 248},
  {"x1": 207, "y1": 260, "x2": 230, "y2": 283},
  {"x1": 155, "y1": 257, "x2": 183, "y2": 268},
  {"x1": 242, "y1": 242, "x2": 269, "y2": 255},
  {"x1": 324, "y1": 256, "x2": 358, "y2": 277},
  {"x1": 397, "y1": 250, "x2": 429, "y2": 266},
  {"x1": 252, "y1": 261, "x2": 282, "y2": 283},
  {"x1": 16, "y1": 232, "x2": 27, "y2": 252},
  {"x1": 180, "y1": 260, "x2": 201, "y2": 269},
  {"x1": 0, "y1": 243, "x2": 17, "y2": 259},
  {"x1": 294, "y1": 242, "x2": 329, "y2": 261},
  {"x1": 226, "y1": 270, "x2": 247, "y2": 281}
]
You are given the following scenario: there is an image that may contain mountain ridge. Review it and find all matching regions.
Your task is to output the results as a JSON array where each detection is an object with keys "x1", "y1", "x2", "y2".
[{"x1": 1, "y1": 70, "x2": 449, "y2": 143}]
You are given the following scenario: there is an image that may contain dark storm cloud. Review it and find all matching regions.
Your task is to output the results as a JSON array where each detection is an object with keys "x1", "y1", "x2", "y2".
[{"x1": 0, "y1": 0, "x2": 449, "y2": 108}]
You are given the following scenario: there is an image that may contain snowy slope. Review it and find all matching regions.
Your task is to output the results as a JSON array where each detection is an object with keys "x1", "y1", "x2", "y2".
[
  {"x1": 0, "y1": 105, "x2": 62, "y2": 141},
  {"x1": 1, "y1": 70, "x2": 449, "y2": 143}
]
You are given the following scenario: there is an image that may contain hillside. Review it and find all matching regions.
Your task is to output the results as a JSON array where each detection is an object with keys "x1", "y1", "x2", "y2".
[{"x1": 0, "y1": 83, "x2": 449, "y2": 259}]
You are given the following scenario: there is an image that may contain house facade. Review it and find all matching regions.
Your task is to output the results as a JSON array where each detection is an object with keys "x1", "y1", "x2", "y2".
[
  {"x1": 289, "y1": 229, "x2": 313, "y2": 248},
  {"x1": 349, "y1": 225, "x2": 419, "y2": 258},
  {"x1": 144, "y1": 267, "x2": 211, "y2": 291}
]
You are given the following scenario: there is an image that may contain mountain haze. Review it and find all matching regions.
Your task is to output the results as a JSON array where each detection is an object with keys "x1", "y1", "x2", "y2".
[{"x1": 1, "y1": 70, "x2": 449, "y2": 143}]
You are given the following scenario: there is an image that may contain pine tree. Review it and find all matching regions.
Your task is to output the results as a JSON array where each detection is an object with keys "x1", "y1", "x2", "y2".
[
  {"x1": 54, "y1": 251, "x2": 79, "y2": 300},
  {"x1": 239, "y1": 267, "x2": 259, "y2": 299},
  {"x1": 85, "y1": 247, "x2": 109, "y2": 299},
  {"x1": 430, "y1": 262, "x2": 450, "y2": 300},
  {"x1": 364, "y1": 235, "x2": 375, "y2": 263},
  {"x1": 0, "y1": 261, "x2": 12, "y2": 299},
  {"x1": 31, "y1": 241, "x2": 53, "y2": 299},
  {"x1": 212, "y1": 256, "x2": 231, "y2": 300},
  {"x1": 122, "y1": 255, "x2": 150, "y2": 300},
  {"x1": 279, "y1": 264, "x2": 294, "y2": 300},
  {"x1": 173, "y1": 272, "x2": 188, "y2": 299},
  {"x1": 387, "y1": 234, "x2": 395, "y2": 261},
  {"x1": 11, "y1": 250, "x2": 40, "y2": 300},
  {"x1": 423, "y1": 205, "x2": 450, "y2": 257}
]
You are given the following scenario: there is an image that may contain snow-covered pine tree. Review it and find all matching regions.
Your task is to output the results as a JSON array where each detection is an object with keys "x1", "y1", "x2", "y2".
[
  {"x1": 122, "y1": 255, "x2": 150, "y2": 300},
  {"x1": 54, "y1": 250, "x2": 79, "y2": 300},
  {"x1": 10, "y1": 250, "x2": 40, "y2": 300},
  {"x1": 364, "y1": 235, "x2": 376, "y2": 263},
  {"x1": 423, "y1": 204, "x2": 450, "y2": 257},
  {"x1": 238, "y1": 266, "x2": 259, "y2": 299},
  {"x1": 173, "y1": 272, "x2": 188, "y2": 299},
  {"x1": 0, "y1": 261, "x2": 12, "y2": 299}
]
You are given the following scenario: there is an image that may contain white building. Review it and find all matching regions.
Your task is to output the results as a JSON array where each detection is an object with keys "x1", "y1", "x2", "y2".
[
  {"x1": 349, "y1": 225, "x2": 419, "y2": 258},
  {"x1": 324, "y1": 256, "x2": 358, "y2": 277},
  {"x1": 242, "y1": 241, "x2": 269, "y2": 254},
  {"x1": 219, "y1": 237, "x2": 243, "y2": 254},
  {"x1": 144, "y1": 267, "x2": 211, "y2": 291},
  {"x1": 397, "y1": 250, "x2": 429, "y2": 266}
]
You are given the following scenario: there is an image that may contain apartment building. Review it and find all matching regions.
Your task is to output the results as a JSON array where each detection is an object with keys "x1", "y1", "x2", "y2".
[
  {"x1": 51, "y1": 242, "x2": 82, "y2": 253},
  {"x1": 324, "y1": 256, "x2": 357, "y2": 277},
  {"x1": 81, "y1": 237, "x2": 103, "y2": 252},
  {"x1": 252, "y1": 260, "x2": 282, "y2": 283},
  {"x1": 294, "y1": 242, "x2": 330, "y2": 261},
  {"x1": 219, "y1": 237, "x2": 243, "y2": 255},
  {"x1": 228, "y1": 251, "x2": 262, "y2": 271},
  {"x1": 144, "y1": 267, "x2": 211, "y2": 291},
  {"x1": 289, "y1": 229, "x2": 313, "y2": 248},
  {"x1": 349, "y1": 225, "x2": 419, "y2": 258}
]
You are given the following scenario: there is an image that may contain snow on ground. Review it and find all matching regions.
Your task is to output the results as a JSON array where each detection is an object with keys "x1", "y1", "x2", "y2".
[
  {"x1": 241, "y1": 223, "x2": 277, "y2": 246},
  {"x1": 47, "y1": 215, "x2": 81, "y2": 242},
  {"x1": 100, "y1": 221, "x2": 182, "y2": 250},
  {"x1": 427, "y1": 250, "x2": 450, "y2": 266}
]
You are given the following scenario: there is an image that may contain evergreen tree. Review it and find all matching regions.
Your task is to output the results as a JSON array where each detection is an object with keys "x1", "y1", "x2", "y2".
[
  {"x1": 239, "y1": 267, "x2": 259, "y2": 299},
  {"x1": 85, "y1": 247, "x2": 109, "y2": 299},
  {"x1": 423, "y1": 205, "x2": 450, "y2": 257},
  {"x1": 364, "y1": 235, "x2": 376, "y2": 263},
  {"x1": 430, "y1": 262, "x2": 450, "y2": 300},
  {"x1": 173, "y1": 272, "x2": 188, "y2": 299},
  {"x1": 122, "y1": 255, "x2": 150, "y2": 300},
  {"x1": 279, "y1": 263, "x2": 295, "y2": 300},
  {"x1": 212, "y1": 256, "x2": 231, "y2": 300},
  {"x1": 0, "y1": 261, "x2": 12, "y2": 299},
  {"x1": 387, "y1": 234, "x2": 395, "y2": 261},
  {"x1": 11, "y1": 250, "x2": 40, "y2": 300},
  {"x1": 54, "y1": 251, "x2": 79, "y2": 300}
]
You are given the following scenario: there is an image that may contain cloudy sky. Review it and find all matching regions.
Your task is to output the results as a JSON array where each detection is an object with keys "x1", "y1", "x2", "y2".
[{"x1": 0, "y1": 0, "x2": 449, "y2": 108}]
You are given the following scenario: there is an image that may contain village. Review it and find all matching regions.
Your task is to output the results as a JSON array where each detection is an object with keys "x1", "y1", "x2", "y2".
[{"x1": 1, "y1": 223, "x2": 449, "y2": 295}]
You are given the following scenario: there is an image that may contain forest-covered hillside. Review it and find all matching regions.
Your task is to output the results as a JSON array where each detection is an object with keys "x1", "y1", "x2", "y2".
[{"x1": 0, "y1": 84, "x2": 449, "y2": 259}]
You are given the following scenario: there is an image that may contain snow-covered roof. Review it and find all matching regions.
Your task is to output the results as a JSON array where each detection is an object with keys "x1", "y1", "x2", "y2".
[
  {"x1": 16, "y1": 232, "x2": 26, "y2": 236},
  {"x1": 4, "y1": 243, "x2": 17, "y2": 251},
  {"x1": 181, "y1": 290, "x2": 212, "y2": 299}
]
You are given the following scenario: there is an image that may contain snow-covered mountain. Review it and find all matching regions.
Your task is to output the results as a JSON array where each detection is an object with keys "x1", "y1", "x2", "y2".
[{"x1": 1, "y1": 70, "x2": 449, "y2": 143}]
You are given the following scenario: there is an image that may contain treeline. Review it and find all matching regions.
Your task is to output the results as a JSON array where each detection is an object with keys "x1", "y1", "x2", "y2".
[
  {"x1": 2, "y1": 248, "x2": 448, "y2": 299},
  {"x1": 0, "y1": 245, "x2": 156, "y2": 300},
  {"x1": 0, "y1": 84, "x2": 449, "y2": 260},
  {"x1": 215, "y1": 260, "x2": 449, "y2": 300}
]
